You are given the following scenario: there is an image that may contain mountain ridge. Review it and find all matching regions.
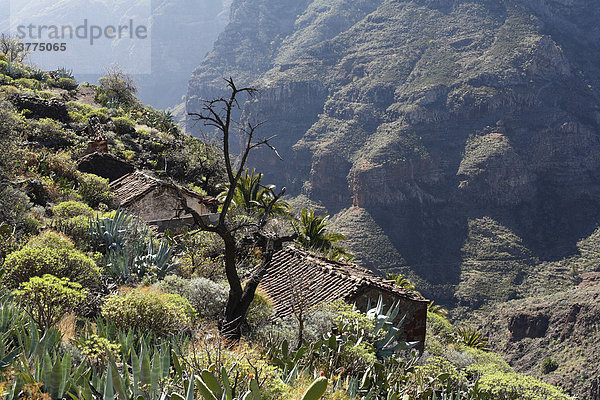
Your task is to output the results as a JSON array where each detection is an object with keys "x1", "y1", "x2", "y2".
[{"x1": 187, "y1": 0, "x2": 600, "y2": 307}]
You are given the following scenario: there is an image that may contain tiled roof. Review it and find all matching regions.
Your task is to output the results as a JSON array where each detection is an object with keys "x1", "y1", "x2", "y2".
[
  {"x1": 259, "y1": 247, "x2": 428, "y2": 319},
  {"x1": 111, "y1": 171, "x2": 219, "y2": 207}
]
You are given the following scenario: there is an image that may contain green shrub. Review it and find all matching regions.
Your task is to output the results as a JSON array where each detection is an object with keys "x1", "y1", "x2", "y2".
[
  {"x1": 476, "y1": 370, "x2": 572, "y2": 399},
  {"x1": 0, "y1": 73, "x2": 13, "y2": 85},
  {"x1": 52, "y1": 78, "x2": 78, "y2": 90},
  {"x1": 0, "y1": 186, "x2": 31, "y2": 229},
  {"x1": 55, "y1": 215, "x2": 92, "y2": 245},
  {"x1": 111, "y1": 116, "x2": 135, "y2": 135},
  {"x1": 462, "y1": 346, "x2": 512, "y2": 375},
  {"x1": 246, "y1": 289, "x2": 274, "y2": 331},
  {"x1": 0, "y1": 100, "x2": 25, "y2": 177},
  {"x1": 37, "y1": 90, "x2": 56, "y2": 100},
  {"x1": 77, "y1": 172, "x2": 113, "y2": 207},
  {"x1": 52, "y1": 201, "x2": 94, "y2": 219},
  {"x1": 414, "y1": 356, "x2": 466, "y2": 391},
  {"x1": 26, "y1": 118, "x2": 72, "y2": 147},
  {"x1": 101, "y1": 287, "x2": 196, "y2": 336},
  {"x1": 96, "y1": 68, "x2": 140, "y2": 108},
  {"x1": 14, "y1": 78, "x2": 41, "y2": 90},
  {"x1": 156, "y1": 275, "x2": 227, "y2": 320},
  {"x1": 541, "y1": 357, "x2": 559, "y2": 374},
  {"x1": 188, "y1": 277, "x2": 228, "y2": 319},
  {"x1": 121, "y1": 149, "x2": 135, "y2": 161},
  {"x1": 31, "y1": 150, "x2": 79, "y2": 181},
  {"x1": 427, "y1": 312, "x2": 454, "y2": 342},
  {"x1": 1, "y1": 62, "x2": 29, "y2": 79},
  {"x1": 86, "y1": 107, "x2": 111, "y2": 123},
  {"x1": 66, "y1": 101, "x2": 94, "y2": 115},
  {"x1": 26, "y1": 230, "x2": 75, "y2": 250},
  {"x1": 2, "y1": 245, "x2": 101, "y2": 288},
  {"x1": 0, "y1": 85, "x2": 19, "y2": 96},
  {"x1": 67, "y1": 110, "x2": 86, "y2": 123},
  {"x1": 155, "y1": 275, "x2": 190, "y2": 297},
  {"x1": 13, "y1": 274, "x2": 86, "y2": 330},
  {"x1": 76, "y1": 334, "x2": 121, "y2": 367},
  {"x1": 52, "y1": 202, "x2": 95, "y2": 243}
]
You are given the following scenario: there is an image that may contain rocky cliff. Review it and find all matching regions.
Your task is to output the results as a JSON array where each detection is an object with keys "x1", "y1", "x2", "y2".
[
  {"x1": 481, "y1": 281, "x2": 600, "y2": 399},
  {"x1": 187, "y1": 0, "x2": 600, "y2": 304}
]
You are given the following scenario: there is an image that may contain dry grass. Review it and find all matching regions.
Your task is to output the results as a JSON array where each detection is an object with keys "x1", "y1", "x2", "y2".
[{"x1": 58, "y1": 312, "x2": 77, "y2": 343}]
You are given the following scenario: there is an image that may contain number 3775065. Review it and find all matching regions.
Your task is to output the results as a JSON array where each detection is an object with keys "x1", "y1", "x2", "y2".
[{"x1": 17, "y1": 43, "x2": 67, "y2": 52}]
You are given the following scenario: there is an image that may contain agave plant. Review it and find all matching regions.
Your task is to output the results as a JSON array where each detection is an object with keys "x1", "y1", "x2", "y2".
[
  {"x1": 105, "y1": 239, "x2": 179, "y2": 284},
  {"x1": 183, "y1": 367, "x2": 328, "y2": 400},
  {"x1": 366, "y1": 295, "x2": 420, "y2": 359},
  {"x1": 89, "y1": 209, "x2": 132, "y2": 253},
  {"x1": 135, "y1": 239, "x2": 179, "y2": 280},
  {"x1": 0, "y1": 297, "x2": 24, "y2": 371},
  {"x1": 105, "y1": 246, "x2": 137, "y2": 284},
  {"x1": 30, "y1": 68, "x2": 48, "y2": 82},
  {"x1": 68, "y1": 323, "x2": 181, "y2": 400},
  {"x1": 454, "y1": 326, "x2": 489, "y2": 350},
  {"x1": 2, "y1": 321, "x2": 75, "y2": 399}
]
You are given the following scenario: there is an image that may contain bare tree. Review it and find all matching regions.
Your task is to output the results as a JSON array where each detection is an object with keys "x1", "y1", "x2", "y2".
[
  {"x1": 0, "y1": 34, "x2": 30, "y2": 63},
  {"x1": 286, "y1": 266, "x2": 317, "y2": 350},
  {"x1": 180, "y1": 78, "x2": 296, "y2": 340}
]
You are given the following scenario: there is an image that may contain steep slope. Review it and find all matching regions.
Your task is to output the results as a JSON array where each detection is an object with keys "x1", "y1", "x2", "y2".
[
  {"x1": 480, "y1": 283, "x2": 600, "y2": 399},
  {"x1": 187, "y1": 0, "x2": 600, "y2": 304}
]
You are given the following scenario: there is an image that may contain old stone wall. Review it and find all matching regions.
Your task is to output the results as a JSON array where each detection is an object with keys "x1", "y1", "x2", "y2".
[{"x1": 126, "y1": 187, "x2": 211, "y2": 225}]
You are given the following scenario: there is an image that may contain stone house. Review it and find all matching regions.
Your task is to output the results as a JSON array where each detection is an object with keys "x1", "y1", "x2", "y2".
[
  {"x1": 259, "y1": 246, "x2": 429, "y2": 349},
  {"x1": 111, "y1": 171, "x2": 219, "y2": 231}
]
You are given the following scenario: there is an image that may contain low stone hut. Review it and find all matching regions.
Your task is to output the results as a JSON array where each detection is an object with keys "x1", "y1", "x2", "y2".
[
  {"x1": 111, "y1": 171, "x2": 219, "y2": 231},
  {"x1": 259, "y1": 247, "x2": 429, "y2": 349}
]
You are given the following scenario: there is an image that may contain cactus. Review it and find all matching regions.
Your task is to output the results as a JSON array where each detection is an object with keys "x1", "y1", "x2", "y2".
[
  {"x1": 301, "y1": 377, "x2": 328, "y2": 400},
  {"x1": 192, "y1": 367, "x2": 266, "y2": 400}
]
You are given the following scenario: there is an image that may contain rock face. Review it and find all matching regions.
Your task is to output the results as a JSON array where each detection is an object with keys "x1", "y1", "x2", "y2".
[
  {"x1": 508, "y1": 313, "x2": 550, "y2": 341},
  {"x1": 188, "y1": 0, "x2": 600, "y2": 303},
  {"x1": 77, "y1": 153, "x2": 135, "y2": 182},
  {"x1": 482, "y1": 284, "x2": 600, "y2": 399},
  {"x1": 8, "y1": 94, "x2": 69, "y2": 123}
]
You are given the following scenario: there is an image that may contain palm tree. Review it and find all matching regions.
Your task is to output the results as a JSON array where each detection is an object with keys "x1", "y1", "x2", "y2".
[
  {"x1": 218, "y1": 169, "x2": 291, "y2": 219},
  {"x1": 292, "y1": 208, "x2": 351, "y2": 261}
]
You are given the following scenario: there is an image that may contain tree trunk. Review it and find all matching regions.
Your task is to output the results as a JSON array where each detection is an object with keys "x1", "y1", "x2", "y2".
[
  {"x1": 220, "y1": 231, "x2": 244, "y2": 340},
  {"x1": 221, "y1": 258, "x2": 272, "y2": 340},
  {"x1": 296, "y1": 316, "x2": 304, "y2": 350}
]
